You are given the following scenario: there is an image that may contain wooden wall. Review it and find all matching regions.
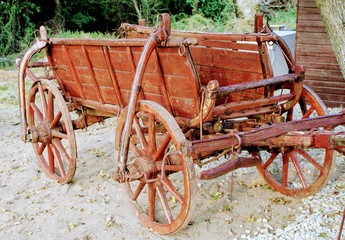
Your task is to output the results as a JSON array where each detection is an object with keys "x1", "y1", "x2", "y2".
[{"x1": 295, "y1": 0, "x2": 345, "y2": 107}]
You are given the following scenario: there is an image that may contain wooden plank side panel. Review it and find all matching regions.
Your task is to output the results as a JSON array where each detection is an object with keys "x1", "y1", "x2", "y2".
[
  {"x1": 158, "y1": 47, "x2": 200, "y2": 118},
  {"x1": 190, "y1": 46, "x2": 263, "y2": 74},
  {"x1": 49, "y1": 45, "x2": 83, "y2": 98},
  {"x1": 196, "y1": 65, "x2": 264, "y2": 86},
  {"x1": 111, "y1": 46, "x2": 200, "y2": 118}
]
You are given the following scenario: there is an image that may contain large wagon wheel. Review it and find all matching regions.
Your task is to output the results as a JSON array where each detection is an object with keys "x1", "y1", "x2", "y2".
[
  {"x1": 28, "y1": 80, "x2": 76, "y2": 184},
  {"x1": 115, "y1": 100, "x2": 196, "y2": 234},
  {"x1": 255, "y1": 86, "x2": 336, "y2": 197}
]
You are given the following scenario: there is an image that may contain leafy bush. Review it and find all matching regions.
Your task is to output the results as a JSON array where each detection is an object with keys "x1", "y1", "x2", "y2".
[{"x1": 0, "y1": 0, "x2": 40, "y2": 56}]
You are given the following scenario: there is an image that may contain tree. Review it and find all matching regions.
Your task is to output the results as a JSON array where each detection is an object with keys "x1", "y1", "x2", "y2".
[
  {"x1": 316, "y1": 0, "x2": 345, "y2": 76},
  {"x1": 0, "y1": 0, "x2": 40, "y2": 56}
]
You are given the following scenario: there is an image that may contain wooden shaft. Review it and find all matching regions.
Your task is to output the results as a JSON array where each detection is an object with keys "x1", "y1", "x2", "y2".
[
  {"x1": 199, "y1": 157, "x2": 260, "y2": 180},
  {"x1": 216, "y1": 71, "x2": 304, "y2": 98},
  {"x1": 191, "y1": 113, "x2": 345, "y2": 155}
]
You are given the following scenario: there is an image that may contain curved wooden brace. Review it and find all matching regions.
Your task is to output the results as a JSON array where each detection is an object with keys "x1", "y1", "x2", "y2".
[
  {"x1": 18, "y1": 26, "x2": 48, "y2": 142},
  {"x1": 117, "y1": 14, "x2": 172, "y2": 181}
]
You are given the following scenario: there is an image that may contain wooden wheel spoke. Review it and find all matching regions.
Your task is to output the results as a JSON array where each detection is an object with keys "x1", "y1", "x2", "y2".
[
  {"x1": 282, "y1": 154, "x2": 289, "y2": 187},
  {"x1": 47, "y1": 91, "x2": 54, "y2": 122},
  {"x1": 47, "y1": 144, "x2": 55, "y2": 173},
  {"x1": 50, "y1": 111, "x2": 62, "y2": 128},
  {"x1": 160, "y1": 176, "x2": 184, "y2": 204},
  {"x1": 133, "y1": 116, "x2": 148, "y2": 151},
  {"x1": 148, "y1": 183, "x2": 156, "y2": 221},
  {"x1": 163, "y1": 164, "x2": 183, "y2": 172},
  {"x1": 30, "y1": 102, "x2": 43, "y2": 121},
  {"x1": 132, "y1": 181, "x2": 146, "y2": 201},
  {"x1": 303, "y1": 105, "x2": 315, "y2": 119},
  {"x1": 38, "y1": 82, "x2": 48, "y2": 118},
  {"x1": 286, "y1": 108, "x2": 293, "y2": 121},
  {"x1": 147, "y1": 113, "x2": 157, "y2": 155},
  {"x1": 295, "y1": 148, "x2": 323, "y2": 171},
  {"x1": 129, "y1": 142, "x2": 144, "y2": 157},
  {"x1": 52, "y1": 138, "x2": 71, "y2": 165},
  {"x1": 51, "y1": 130, "x2": 68, "y2": 139},
  {"x1": 154, "y1": 134, "x2": 171, "y2": 161},
  {"x1": 289, "y1": 152, "x2": 308, "y2": 188},
  {"x1": 298, "y1": 97, "x2": 307, "y2": 116},
  {"x1": 50, "y1": 143, "x2": 66, "y2": 177},
  {"x1": 263, "y1": 152, "x2": 278, "y2": 169},
  {"x1": 156, "y1": 182, "x2": 174, "y2": 224},
  {"x1": 38, "y1": 143, "x2": 46, "y2": 155}
]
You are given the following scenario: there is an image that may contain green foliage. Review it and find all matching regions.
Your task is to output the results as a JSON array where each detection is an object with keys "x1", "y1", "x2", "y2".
[
  {"x1": 52, "y1": 30, "x2": 113, "y2": 39},
  {"x1": 187, "y1": 0, "x2": 235, "y2": 23},
  {"x1": 173, "y1": 0, "x2": 237, "y2": 32},
  {"x1": 0, "y1": 0, "x2": 40, "y2": 56},
  {"x1": 172, "y1": 14, "x2": 215, "y2": 31},
  {"x1": 268, "y1": 8, "x2": 297, "y2": 30},
  {"x1": 0, "y1": 0, "x2": 297, "y2": 57}
]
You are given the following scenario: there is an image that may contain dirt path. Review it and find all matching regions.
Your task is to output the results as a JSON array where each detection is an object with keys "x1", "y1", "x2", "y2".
[{"x1": 0, "y1": 70, "x2": 344, "y2": 239}]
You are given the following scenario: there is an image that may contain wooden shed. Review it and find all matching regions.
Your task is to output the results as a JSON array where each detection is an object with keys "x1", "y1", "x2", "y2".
[{"x1": 295, "y1": 0, "x2": 345, "y2": 107}]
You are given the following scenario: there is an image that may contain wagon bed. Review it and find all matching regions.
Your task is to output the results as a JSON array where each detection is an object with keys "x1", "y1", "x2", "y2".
[{"x1": 18, "y1": 13, "x2": 345, "y2": 234}]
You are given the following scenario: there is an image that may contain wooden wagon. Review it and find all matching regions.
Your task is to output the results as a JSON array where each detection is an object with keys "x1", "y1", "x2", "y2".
[{"x1": 18, "y1": 14, "x2": 345, "y2": 234}]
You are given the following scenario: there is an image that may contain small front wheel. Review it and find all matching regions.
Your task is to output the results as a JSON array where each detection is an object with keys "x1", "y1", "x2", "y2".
[
  {"x1": 28, "y1": 80, "x2": 76, "y2": 184},
  {"x1": 255, "y1": 86, "x2": 336, "y2": 197},
  {"x1": 115, "y1": 100, "x2": 196, "y2": 234}
]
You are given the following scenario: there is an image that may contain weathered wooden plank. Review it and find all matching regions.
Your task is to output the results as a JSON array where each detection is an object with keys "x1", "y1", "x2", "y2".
[
  {"x1": 316, "y1": 93, "x2": 345, "y2": 102},
  {"x1": 296, "y1": 25, "x2": 327, "y2": 33},
  {"x1": 297, "y1": 32, "x2": 330, "y2": 40},
  {"x1": 297, "y1": 42, "x2": 334, "y2": 56},
  {"x1": 190, "y1": 47, "x2": 263, "y2": 73},
  {"x1": 297, "y1": 55, "x2": 340, "y2": 65},
  {"x1": 197, "y1": 39, "x2": 259, "y2": 52},
  {"x1": 298, "y1": 7, "x2": 320, "y2": 15},
  {"x1": 298, "y1": 19, "x2": 324, "y2": 27},
  {"x1": 299, "y1": 61, "x2": 340, "y2": 71},
  {"x1": 297, "y1": 36, "x2": 331, "y2": 45},
  {"x1": 196, "y1": 65, "x2": 264, "y2": 86},
  {"x1": 305, "y1": 86, "x2": 345, "y2": 96},
  {"x1": 298, "y1": 13, "x2": 323, "y2": 21},
  {"x1": 305, "y1": 67, "x2": 343, "y2": 77},
  {"x1": 298, "y1": 1, "x2": 318, "y2": 7}
]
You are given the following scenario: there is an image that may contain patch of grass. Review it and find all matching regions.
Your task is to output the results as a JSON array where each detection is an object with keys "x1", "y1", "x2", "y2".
[
  {"x1": 0, "y1": 56, "x2": 17, "y2": 70},
  {"x1": 52, "y1": 30, "x2": 114, "y2": 39},
  {"x1": 171, "y1": 13, "x2": 252, "y2": 33},
  {"x1": 269, "y1": 197, "x2": 292, "y2": 205},
  {"x1": 0, "y1": 81, "x2": 18, "y2": 106}
]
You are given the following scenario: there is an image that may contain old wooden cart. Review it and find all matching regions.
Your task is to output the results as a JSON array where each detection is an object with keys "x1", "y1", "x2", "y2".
[{"x1": 18, "y1": 14, "x2": 345, "y2": 234}]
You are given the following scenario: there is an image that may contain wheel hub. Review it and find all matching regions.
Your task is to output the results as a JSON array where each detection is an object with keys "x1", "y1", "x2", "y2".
[
  {"x1": 29, "y1": 120, "x2": 52, "y2": 144},
  {"x1": 131, "y1": 156, "x2": 158, "y2": 181}
]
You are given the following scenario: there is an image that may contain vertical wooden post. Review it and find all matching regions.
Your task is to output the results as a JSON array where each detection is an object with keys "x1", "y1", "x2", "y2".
[
  {"x1": 139, "y1": 19, "x2": 146, "y2": 26},
  {"x1": 254, "y1": 13, "x2": 264, "y2": 33}
]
